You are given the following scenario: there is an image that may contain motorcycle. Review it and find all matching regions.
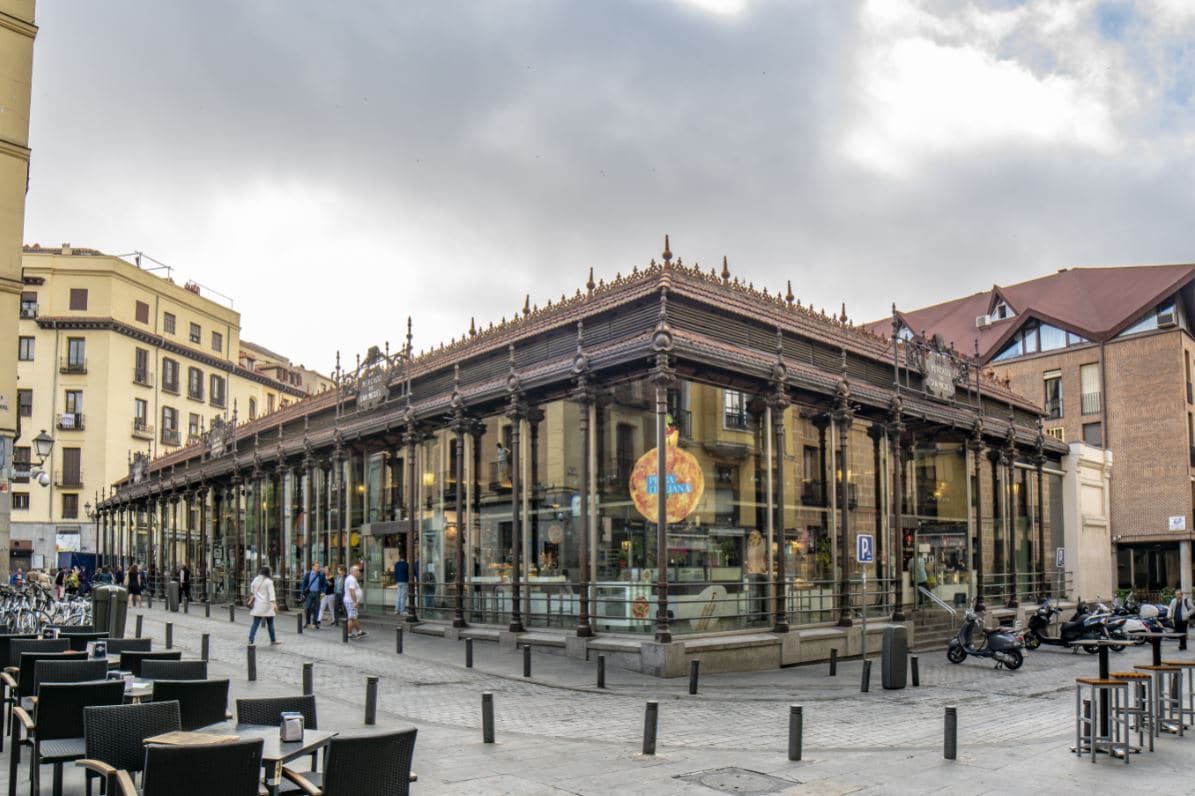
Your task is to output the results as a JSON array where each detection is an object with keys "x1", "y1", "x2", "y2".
[
  {"x1": 1023, "y1": 599, "x2": 1106, "y2": 653},
  {"x1": 947, "y1": 609, "x2": 1024, "y2": 669}
]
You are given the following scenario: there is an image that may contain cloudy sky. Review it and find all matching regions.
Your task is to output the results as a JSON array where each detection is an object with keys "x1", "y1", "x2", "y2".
[{"x1": 23, "y1": 0, "x2": 1195, "y2": 373}]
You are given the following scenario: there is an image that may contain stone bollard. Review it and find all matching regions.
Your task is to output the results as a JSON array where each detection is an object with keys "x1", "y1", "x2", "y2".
[
  {"x1": 364, "y1": 677, "x2": 378, "y2": 725},
  {"x1": 788, "y1": 705, "x2": 803, "y2": 761},
  {"x1": 247, "y1": 644, "x2": 257, "y2": 682},
  {"x1": 642, "y1": 701, "x2": 658, "y2": 756},
  {"x1": 481, "y1": 692, "x2": 495, "y2": 744},
  {"x1": 302, "y1": 662, "x2": 314, "y2": 696}
]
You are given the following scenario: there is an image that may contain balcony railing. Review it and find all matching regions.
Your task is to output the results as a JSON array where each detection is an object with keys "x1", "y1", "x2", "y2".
[
  {"x1": 59, "y1": 357, "x2": 87, "y2": 375},
  {"x1": 801, "y1": 479, "x2": 825, "y2": 506},
  {"x1": 19, "y1": 304, "x2": 38, "y2": 319},
  {"x1": 188, "y1": 387, "x2": 204, "y2": 401},
  {"x1": 57, "y1": 412, "x2": 84, "y2": 431},
  {"x1": 54, "y1": 468, "x2": 84, "y2": 488},
  {"x1": 1043, "y1": 397, "x2": 1062, "y2": 419},
  {"x1": 133, "y1": 368, "x2": 154, "y2": 387},
  {"x1": 161, "y1": 428, "x2": 181, "y2": 446},
  {"x1": 161, "y1": 380, "x2": 179, "y2": 395},
  {"x1": 1081, "y1": 391, "x2": 1101, "y2": 415},
  {"x1": 724, "y1": 411, "x2": 751, "y2": 430},
  {"x1": 132, "y1": 419, "x2": 154, "y2": 439}
]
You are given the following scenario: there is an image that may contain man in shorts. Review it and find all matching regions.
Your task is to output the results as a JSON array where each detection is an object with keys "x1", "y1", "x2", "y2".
[{"x1": 344, "y1": 565, "x2": 367, "y2": 639}]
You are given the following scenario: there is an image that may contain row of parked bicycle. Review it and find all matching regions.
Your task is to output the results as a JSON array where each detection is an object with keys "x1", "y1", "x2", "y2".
[
  {"x1": 947, "y1": 596, "x2": 1184, "y2": 670},
  {"x1": 0, "y1": 584, "x2": 92, "y2": 634}
]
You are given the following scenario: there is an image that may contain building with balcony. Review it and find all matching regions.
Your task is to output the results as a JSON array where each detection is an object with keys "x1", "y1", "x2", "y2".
[
  {"x1": 875, "y1": 263, "x2": 1195, "y2": 597},
  {"x1": 12, "y1": 244, "x2": 315, "y2": 566}
]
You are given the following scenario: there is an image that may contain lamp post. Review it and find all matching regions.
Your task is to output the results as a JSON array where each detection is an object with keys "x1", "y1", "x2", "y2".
[{"x1": 84, "y1": 500, "x2": 96, "y2": 566}]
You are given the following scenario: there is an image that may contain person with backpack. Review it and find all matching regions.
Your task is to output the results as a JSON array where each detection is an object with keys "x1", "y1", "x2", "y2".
[
  {"x1": 317, "y1": 563, "x2": 338, "y2": 627},
  {"x1": 299, "y1": 562, "x2": 326, "y2": 630}
]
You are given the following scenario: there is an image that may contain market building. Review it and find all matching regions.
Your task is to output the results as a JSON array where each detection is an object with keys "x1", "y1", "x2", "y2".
[
  {"x1": 878, "y1": 264, "x2": 1195, "y2": 599},
  {"x1": 98, "y1": 241, "x2": 1070, "y2": 674},
  {"x1": 12, "y1": 244, "x2": 312, "y2": 568}
]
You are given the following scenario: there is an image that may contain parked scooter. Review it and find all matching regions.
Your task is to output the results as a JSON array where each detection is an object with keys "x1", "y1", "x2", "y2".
[
  {"x1": 1023, "y1": 599, "x2": 1105, "y2": 653},
  {"x1": 947, "y1": 609, "x2": 1024, "y2": 669}
]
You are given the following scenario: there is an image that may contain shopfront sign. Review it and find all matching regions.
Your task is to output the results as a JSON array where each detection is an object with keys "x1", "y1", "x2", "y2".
[
  {"x1": 924, "y1": 352, "x2": 956, "y2": 401},
  {"x1": 357, "y1": 367, "x2": 388, "y2": 410},
  {"x1": 856, "y1": 533, "x2": 874, "y2": 564},
  {"x1": 629, "y1": 426, "x2": 705, "y2": 524},
  {"x1": 1168, "y1": 515, "x2": 1186, "y2": 532}
]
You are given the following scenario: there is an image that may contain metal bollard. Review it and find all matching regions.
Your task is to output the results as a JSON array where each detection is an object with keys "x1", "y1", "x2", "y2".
[
  {"x1": 165, "y1": 623, "x2": 173, "y2": 650},
  {"x1": 944, "y1": 706, "x2": 957, "y2": 760},
  {"x1": 302, "y1": 662, "x2": 314, "y2": 696},
  {"x1": 201, "y1": 634, "x2": 209, "y2": 662},
  {"x1": 135, "y1": 614, "x2": 143, "y2": 639},
  {"x1": 465, "y1": 638, "x2": 473, "y2": 668},
  {"x1": 829, "y1": 648, "x2": 838, "y2": 677},
  {"x1": 481, "y1": 692, "x2": 495, "y2": 743},
  {"x1": 911, "y1": 655, "x2": 920, "y2": 687},
  {"x1": 204, "y1": 601, "x2": 210, "y2": 619},
  {"x1": 395, "y1": 626, "x2": 403, "y2": 654},
  {"x1": 597, "y1": 654, "x2": 606, "y2": 689},
  {"x1": 642, "y1": 701, "x2": 658, "y2": 756},
  {"x1": 523, "y1": 644, "x2": 531, "y2": 678},
  {"x1": 183, "y1": 599, "x2": 189, "y2": 614},
  {"x1": 147, "y1": 593, "x2": 153, "y2": 609},
  {"x1": 342, "y1": 620, "x2": 348, "y2": 644},
  {"x1": 689, "y1": 660, "x2": 700, "y2": 695},
  {"x1": 247, "y1": 644, "x2": 257, "y2": 682},
  {"x1": 861, "y1": 659, "x2": 871, "y2": 693},
  {"x1": 788, "y1": 705, "x2": 803, "y2": 761},
  {"x1": 364, "y1": 676, "x2": 378, "y2": 725},
  {"x1": 229, "y1": 604, "x2": 235, "y2": 622},
  {"x1": 296, "y1": 613, "x2": 303, "y2": 634}
]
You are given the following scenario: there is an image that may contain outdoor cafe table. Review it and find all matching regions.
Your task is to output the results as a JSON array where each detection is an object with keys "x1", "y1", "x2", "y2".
[
  {"x1": 145, "y1": 726, "x2": 339, "y2": 796},
  {"x1": 1127, "y1": 632, "x2": 1187, "y2": 666},
  {"x1": 1069, "y1": 638, "x2": 1128, "y2": 742}
]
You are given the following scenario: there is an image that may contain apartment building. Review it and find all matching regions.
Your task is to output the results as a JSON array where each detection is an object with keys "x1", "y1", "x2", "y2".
[
  {"x1": 12, "y1": 244, "x2": 311, "y2": 567},
  {"x1": 880, "y1": 264, "x2": 1195, "y2": 596}
]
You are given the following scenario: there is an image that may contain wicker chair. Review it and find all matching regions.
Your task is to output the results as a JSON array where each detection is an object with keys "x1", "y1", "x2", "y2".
[
  {"x1": 0, "y1": 634, "x2": 36, "y2": 754},
  {"x1": 79, "y1": 701, "x2": 181, "y2": 796},
  {"x1": 59, "y1": 631, "x2": 109, "y2": 653},
  {"x1": 139, "y1": 661, "x2": 207, "y2": 681},
  {"x1": 236, "y1": 694, "x2": 318, "y2": 770},
  {"x1": 280, "y1": 728, "x2": 418, "y2": 796},
  {"x1": 151, "y1": 679, "x2": 230, "y2": 731},
  {"x1": 83, "y1": 736, "x2": 264, "y2": 796},
  {"x1": 105, "y1": 639, "x2": 153, "y2": 656},
  {"x1": 33, "y1": 659, "x2": 109, "y2": 692},
  {"x1": 10, "y1": 679, "x2": 125, "y2": 796},
  {"x1": 2, "y1": 649, "x2": 87, "y2": 754},
  {"x1": 7, "y1": 638, "x2": 71, "y2": 669},
  {"x1": 120, "y1": 651, "x2": 182, "y2": 677}
]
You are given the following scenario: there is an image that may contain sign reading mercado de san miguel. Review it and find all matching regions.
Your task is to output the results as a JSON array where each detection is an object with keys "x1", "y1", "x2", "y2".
[{"x1": 629, "y1": 418, "x2": 705, "y2": 524}]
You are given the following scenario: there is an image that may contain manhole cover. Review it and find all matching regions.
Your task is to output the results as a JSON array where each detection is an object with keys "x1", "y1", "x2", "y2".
[{"x1": 675, "y1": 767, "x2": 799, "y2": 795}]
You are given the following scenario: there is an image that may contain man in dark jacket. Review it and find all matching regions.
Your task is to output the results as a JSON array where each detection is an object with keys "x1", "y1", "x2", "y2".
[{"x1": 299, "y1": 562, "x2": 327, "y2": 629}]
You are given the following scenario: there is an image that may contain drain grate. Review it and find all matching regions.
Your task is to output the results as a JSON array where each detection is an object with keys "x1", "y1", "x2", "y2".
[{"x1": 675, "y1": 767, "x2": 799, "y2": 795}]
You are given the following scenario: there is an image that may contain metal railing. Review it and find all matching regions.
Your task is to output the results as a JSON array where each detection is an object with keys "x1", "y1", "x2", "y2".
[
  {"x1": 133, "y1": 368, "x2": 154, "y2": 387},
  {"x1": 1043, "y1": 397, "x2": 1062, "y2": 419},
  {"x1": 53, "y1": 468, "x2": 84, "y2": 487},
  {"x1": 161, "y1": 428, "x2": 181, "y2": 446},
  {"x1": 57, "y1": 412, "x2": 85, "y2": 431},
  {"x1": 1081, "y1": 391, "x2": 1101, "y2": 415},
  {"x1": 59, "y1": 356, "x2": 87, "y2": 374},
  {"x1": 132, "y1": 419, "x2": 154, "y2": 439}
]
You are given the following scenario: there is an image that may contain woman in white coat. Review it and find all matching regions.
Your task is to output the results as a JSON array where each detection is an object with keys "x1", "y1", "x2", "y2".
[{"x1": 248, "y1": 566, "x2": 281, "y2": 646}]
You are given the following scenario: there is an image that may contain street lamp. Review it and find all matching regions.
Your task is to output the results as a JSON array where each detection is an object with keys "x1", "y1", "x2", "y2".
[{"x1": 32, "y1": 430, "x2": 54, "y2": 462}]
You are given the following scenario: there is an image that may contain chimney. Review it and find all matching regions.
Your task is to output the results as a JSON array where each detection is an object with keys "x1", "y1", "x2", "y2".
[{"x1": 61, "y1": 242, "x2": 72, "y2": 255}]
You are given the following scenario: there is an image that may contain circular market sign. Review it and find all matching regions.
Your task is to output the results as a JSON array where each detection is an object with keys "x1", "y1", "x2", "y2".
[{"x1": 629, "y1": 425, "x2": 704, "y2": 524}]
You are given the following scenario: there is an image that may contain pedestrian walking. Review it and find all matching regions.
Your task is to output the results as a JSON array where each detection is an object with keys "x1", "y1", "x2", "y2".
[
  {"x1": 179, "y1": 564, "x2": 192, "y2": 602},
  {"x1": 127, "y1": 563, "x2": 142, "y2": 606},
  {"x1": 65, "y1": 567, "x2": 79, "y2": 595},
  {"x1": 94, "y1": 566, "x2": 114, "y2": 585},
  {"x1": 345, "y1": 565, "x2": 366, "y2": 639},
  {"x1": 333, "y1": 565, "x2": 347, "y2": 627},
  {"x1": 300, "y1": 562, "x2": 326, "y2": 629},
  {"x1": 317, "y1": 564, "x2": 337, "y2": 626},
  {"x1": 1169, "y1": 590, "x2": 1193, "y2": 651},
  {"x1": 248, "y1": 566, "x2": 281, "y2": 646},
  {"x1": 54, "y1": 568, "x2": 65, "y2": 599},
  {"x1": 393, "y1": 551, "x2": 409, "y2": 615}
]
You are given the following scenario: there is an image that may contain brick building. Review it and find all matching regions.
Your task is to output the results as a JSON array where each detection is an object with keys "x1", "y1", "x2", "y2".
[{"x1": 875, "y1": 264, "x2": 1195, "y2": 597}]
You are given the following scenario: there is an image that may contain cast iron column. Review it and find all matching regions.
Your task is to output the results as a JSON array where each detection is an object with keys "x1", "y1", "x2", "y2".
[
  {"x1": 969, "y1": 423, "x2": 986, "y2": 613},
  {"x1": 1004, "y1": 426, "x2": 1018, "y2": 608},
  {"x1": 832, "y1": 379, "x2": 854, "y2": 628},
  {"x1": 403, "y1": 425, "x2": 419, "y2": 622},
  {"x1": 158, "y1": 494, "x2": 169, "y2": 596},
  {"x1": 278, "y1": 465, "x2": 291, "y2": 611},
  {"x1": 197, "y1": 486, "x2": 208, "y2": 601},
  {"x1": 868, "y1": 424, "x2": 884, "y2": 613},
  {"x1": 231, "y1": 472, "x2": 244, "y2": 600},
  {"x1": 507, "y1": 401, "x2": 526, "y2": 633},
  {"x1": 470, "y1": 421, "x2": 485, "y2": 609},
  {"x1": 888, "y1": 398, "x2": 906, "y2": 621},
  {"x1": 451, "y1": 374, "x2": 469, "y2": 628},
  {"x1": 771, "y1": 395, "x2": 790, "y2": 633},
  {"x1": 184, "y1": 488, "x2": 193, "y2": 581},
  {"x1": 1034, "y1": 420, "x2": 1047, "y2": 599},
  {"x1": 574, "y1": 373, "x2": 595, "y2": 638}
]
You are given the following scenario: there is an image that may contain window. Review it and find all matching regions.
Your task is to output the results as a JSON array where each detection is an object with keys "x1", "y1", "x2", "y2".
[
  {"x1": 17, "y1": 389, "x2": 32, "y2": 417},
  {"x1": 163, "y1": 312, "x2": 176, "y2": 334},
  {"x1": 19, "y1": 292, "x2": 37, "y2": 317},
  {"x1": 68, "y1": 288, "x2": 88, "y2": 311},
  {"x1": 1188, "y1": 356, "x2": 1194, "y2": 405},
  {"x1": 162, "y1": 406, "x2": 179, "y2": 446},
  {"x1": 17, "y1": 336, "x2": 34, "y2": 361},
  {"x1": 61, "y1": 447, "x2": 81, "y2": 486},
  {"x1": 188, "y1": 413, "x2": 201, "y2": 440},
  {"x1": 723, "y1": 390, "x2": 749, "y2": 429},
  {"x1": 135, "y1": 300, "x2": 149, "y2": 324},
  {"x1": 1043, "y1": 371, "x2": 1062, "y2": 419},
  {"x1": 1045, "y1": 427, "x2": 1065, "y2": 441},
  {"x1": 267, "y1": 393, "x2": 276, "y2": 414},
  {"x1": 134, "y1": 398, "x2": 149, "y2": 432},
  {"x1": 189, "y1": 322, "x2": 201, "y2": 344},
  {"x1": 1038, "y1": 324, "x2": 1067, "y2": 352},
  {"x1": 1080, "y1": 363, "x2": 1101, "y2": 415},
  {"x1": 248, "y1": 398, "x2": 257, "y2": 419},
  {"x1": 13, "y1": 447, "x2": 30, "y2": 483},
  {"x1": 1083, "y1": 422, "x2": 1102, "y2": 447},
  {"x1": 61, "y1": 493, "x2": 79, "y2": 519},
  {"x1": 210, "y1": 374, "x2": 226, "y2": 408},
  {"x1": 65, "y1": 389, "x2": 83, "y2": 414},
  {"x1": 162, "y1": 358, "x2": 179, "y2": 393},
  {"x1": 211, "y1": 330, "x2": 223, "y2": 353},
  {"x1": 992, "y1": 300, "x2": 1013, "y2": 320},
  {"x1": 187, "y1": 367, "x2": 204, "y2": 400},
  {"x1": 134, "y1": 348, "x2": 150, "y2": 385},
  {"x1": 11, "y1": 493, "x2": 28, "y2": 511},
  {"x1": 65, "y1": 337, "x2": 86, "y2": 372}
]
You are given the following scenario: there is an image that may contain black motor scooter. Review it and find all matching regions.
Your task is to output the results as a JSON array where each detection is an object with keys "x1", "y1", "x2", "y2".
[
  {"x1": 946, "y1": 609, "x2": 1024, "y2": 669},
  {"x1": 1023, "y1": 599, "x2": 1103, "y2": 653}
]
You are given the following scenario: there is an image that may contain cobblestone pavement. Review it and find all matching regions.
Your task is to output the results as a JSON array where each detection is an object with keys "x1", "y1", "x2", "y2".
[{"x1": 5, "y1": 604, "x2": 1194, "y2": 794}]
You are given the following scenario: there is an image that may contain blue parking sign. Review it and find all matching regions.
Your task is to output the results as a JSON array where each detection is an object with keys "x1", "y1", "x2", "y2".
[{"x1": 856, "y1": 534, "x2": 874, "y2": 564}]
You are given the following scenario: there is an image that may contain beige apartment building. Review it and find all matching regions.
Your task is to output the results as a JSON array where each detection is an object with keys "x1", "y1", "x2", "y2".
[
  {"x1": 240, "y1": 339, "x2": 334, "y2": 399},
  {"x1": 881, "y1": 264, "x2": 1195, "y2": 598},
  {"x1": 0, "y1": 1, "x2": 37, "y2": 578},
  {"x1": 12, "y1": 244, "x2": 312, "y2": 568}
]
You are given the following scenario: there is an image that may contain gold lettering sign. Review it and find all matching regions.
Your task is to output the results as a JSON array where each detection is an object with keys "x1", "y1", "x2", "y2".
[{"x1": 629, "y1": 425, "x2": 705, "y2": 524}]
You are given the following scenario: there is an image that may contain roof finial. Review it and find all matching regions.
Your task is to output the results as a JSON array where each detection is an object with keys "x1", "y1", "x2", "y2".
[
  {"x1": 469, "y1": 317, "x2": 476, "y2": 337},
  {"x1": 522, "y1": 294, "x2": 531, "y2": 316},
  {"x1": 405, "y1": 316, "x2": 413, "y2": 357},
  {"x1": 785, "y1": 280, "x2": 794, "y2": 306},
  {"x1": 840, "y1": 302, "x2": 848, "y2": 323},
  {"x1": 586, "y1": 266, "x2": 595, "y2": 294},
  {"x1": 721, "y1": 256, "x2": 730, "y2": 283},
  {"x1": 662, "y1": 235, "x2": 672, "y2": 265}
]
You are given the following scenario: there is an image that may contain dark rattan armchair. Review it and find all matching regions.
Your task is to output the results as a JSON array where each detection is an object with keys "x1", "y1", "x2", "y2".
[
  {"x1": 33, "y1": 659, "x2": 109, "y2": 692},
  {"x1": 280, "y1": 729, "x2": 417, "y2": 796},
  {"x1": 10, "y1": 679, "x2": 124, "y2": 796},
  {"x1": 2, "y1": 649, "x2": 86, "y2": 756},
  {"x1": 81, "y1": 736, "x2": 265, "y2": 796},
  {"x1": 151, "y1": 679, "x2": 230, "y2": 731},
  {"x1": 236, "y1": 694, "x2": 318, "y2": 770},
  {"x1": 139, "y1": 661, "x2": 207, "y2": 681},
  {"x1": 79, "y1": 701, "x2": 181, "y2": 796},
  {"x1": 59, "y1": 631, "x2": 109, "y2": 653},
  {"x1": 120, "y1": 651, "x2": 182, "y2": 677},
  {"x1": 105, "y1": 639, "x2": 153, "y2": 656}
]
